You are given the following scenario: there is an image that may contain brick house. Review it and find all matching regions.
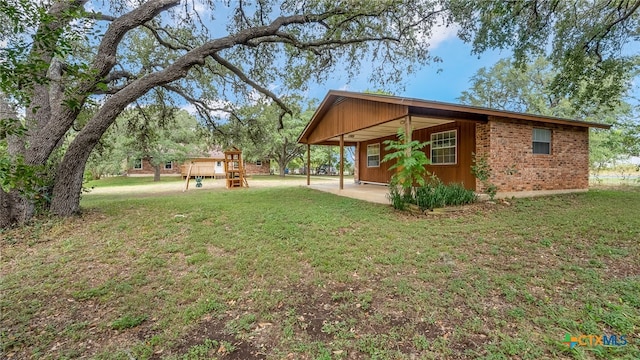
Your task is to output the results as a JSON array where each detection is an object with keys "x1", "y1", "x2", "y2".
[
  {"x1": 244, "y1": 159, "x2": 271, "y2": 175},
  {"x1": 127, "y1": 157, "x2": 182, "y2": 177},
  {"x1": 127, "y1": 151, "x2": 271, "y2": 178},
  {"x1": 180, "y1": 156, "x2": 271, "y2": 178},
  {"x1": 298, "y1": 91, "x2": 610, "y2": 197}
]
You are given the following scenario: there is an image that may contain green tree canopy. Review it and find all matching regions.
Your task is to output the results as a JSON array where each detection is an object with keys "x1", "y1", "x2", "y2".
[
  {"x1": 451, "y1": 0, "x2": 640, "y2": 108},
  {"x1": 210, "y1": 97, "x2": 312, "y2": 176},
  {"x1": 80, "y1": 102, "x2": 207, "y2": 181}
]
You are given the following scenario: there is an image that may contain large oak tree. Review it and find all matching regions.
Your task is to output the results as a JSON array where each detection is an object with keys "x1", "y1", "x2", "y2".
[{"x1": 0, "y1": 0, "x2": 446, "y2": 227}]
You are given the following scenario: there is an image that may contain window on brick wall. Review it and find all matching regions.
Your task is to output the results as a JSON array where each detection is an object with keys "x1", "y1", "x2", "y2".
[
  {"x1": 533, "y1": 128, "x2": 551, "y2": 154},
  {"x1": 133, "y1": 158, "x2": 142, "y2": 169},
  {"x1": 164, "y1": 161, "x2": 173, "y2": 170},
  {"x1": 367, "y1": 143, "x2": 380, "y2": 167},
  {"x1": 430, "y1": 130, "x2": 457, "y2": 165},
  {"x1": 256, "y1": 160, "x2": 262, "y2": 166}
]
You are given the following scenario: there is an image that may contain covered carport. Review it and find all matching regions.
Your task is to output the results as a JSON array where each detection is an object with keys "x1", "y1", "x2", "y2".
[{"x1": 297, "y1": 90, "x2": 484, "y2": 190}]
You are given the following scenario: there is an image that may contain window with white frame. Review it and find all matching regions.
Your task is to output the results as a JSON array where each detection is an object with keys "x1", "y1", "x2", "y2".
[
  {"x1": 367, "y1": 143, "x2": 380, "y2": 167},
  {"x1": 164, "y1": 161, "x2": 173, "y2": 170},
  {"x1": 256, "y1": 160, "x2": 262, "y2": 166},
  {"x1": 532, "y1": 128, "x2": 551, "y2": 154},
  {"x1": 430, "y1": 130, "x2": 457, "y2": 164},
  {"x1": 133, "y1": 158, "x2": 142, "y2": 169}
]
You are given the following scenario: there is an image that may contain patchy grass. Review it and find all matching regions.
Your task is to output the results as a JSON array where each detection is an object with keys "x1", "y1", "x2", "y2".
[{"x1": 1, "y1": 186, "x2": 639, "y2": 359}]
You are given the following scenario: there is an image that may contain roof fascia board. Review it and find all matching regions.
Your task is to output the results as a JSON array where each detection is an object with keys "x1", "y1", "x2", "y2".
[{"x1": 298, "y1": 90, "x2": 611, "y2": 144}]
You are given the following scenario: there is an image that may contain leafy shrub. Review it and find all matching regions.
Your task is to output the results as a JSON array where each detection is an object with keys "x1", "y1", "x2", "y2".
[
  {"x1": 471, "y1": 152, "x2": 498, "y2": 200},
  {"x1": 387, "y1": 182, "x2": 408, "y2": 210},
  {"x1": 382, "y1": 128, "x2": 431, "y2": 209},
  {"x1": 415, "y1": 181, "x2": 476, "y2": 211},
  {"x1": 381, "y1": 127, "x2": 477, "y2": 210}
]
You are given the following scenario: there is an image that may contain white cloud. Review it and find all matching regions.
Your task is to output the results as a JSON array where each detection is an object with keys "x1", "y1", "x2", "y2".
[
  {"x1": 83, "y1": 1, "x2": 95, "y2": 12},
  {"x1": 192, "y1": 1, "x2": 210, "y2": 16},
  {"x1": 427, "y1": 23, "x2": 459, "y2": 50},
  {"x1": 181, "y1": 103, "x2": 197, "y2": 113}
]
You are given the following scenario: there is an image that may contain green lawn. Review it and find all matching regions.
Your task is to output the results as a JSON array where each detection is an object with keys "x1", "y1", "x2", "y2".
[{"x1": 1, "y1": 186, "x2": 639, "y2": 359}]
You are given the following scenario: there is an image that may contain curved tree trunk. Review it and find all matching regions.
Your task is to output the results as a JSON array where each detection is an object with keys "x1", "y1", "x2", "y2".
[
  {"x1": 1, "y1": 93, "x2": 38, "y2": 226},
  {"x1": 0, "y1": 190, "x2": 34, "y2": 228},
  {"x1": 40, "y1": 4, "x2": 318, "y2": 218},
  {"x1": 154, "y1": 164, "x2": 161, "y2": 182},
  {"x1": 49, "y1": 96, "x2": 130, "y2": 216},
  {"x1": 0, "y1": 190, "x2": 13, "y2": 228},
  {"x1": 50, "y1": 143, "x2": 95, "y2": 216}
]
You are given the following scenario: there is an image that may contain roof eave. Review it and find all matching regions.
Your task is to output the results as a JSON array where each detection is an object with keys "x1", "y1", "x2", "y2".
[{"x1": 297, "y1": 90, "x2": 612, "y2": 144}]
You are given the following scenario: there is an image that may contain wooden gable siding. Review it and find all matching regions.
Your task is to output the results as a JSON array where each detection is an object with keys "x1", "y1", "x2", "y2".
[
  {"x1": 306, "y1": 98, "x2": 407, "y2": 143},
  {"x1": 358, "y1": 121, "x2": 476, "y2": 190}
]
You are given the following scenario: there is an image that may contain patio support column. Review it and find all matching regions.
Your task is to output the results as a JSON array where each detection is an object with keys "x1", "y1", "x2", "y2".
[
  {"x1": 306, "y1": 143, "x2": 310, "y2": 185},
  {"x1": 339, "y1": 134, "x2": 344, "y2": 190},
  {"x1": 405, "y1": 115, "x2": 412, "y2": 156},
  {"x1": 354, "y1": 142, "x2": 359, "y2": 183}
]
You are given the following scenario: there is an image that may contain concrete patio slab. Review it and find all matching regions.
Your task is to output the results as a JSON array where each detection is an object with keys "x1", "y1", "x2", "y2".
[{"x1": 306, "y1": 182, "x2": 390, "y2": 205}]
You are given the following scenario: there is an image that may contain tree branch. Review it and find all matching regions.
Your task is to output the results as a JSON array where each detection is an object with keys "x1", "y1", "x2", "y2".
[
  {"x1": 601, "y1": 0, "x2": 640, "y2": 38},
  {"x1": 28, "y1": 0, "x2": 88, "y2": 74},
  {"x1": 142, "y1": 23, "x2": 192, "y2": 52},
  {"x1": 248, "y1": 32, "x2": 399, "y2": 49},
  {"x1": 104, "y1": 70, "x2": 135, "y2": 83},
  {"x1": 84, "y1": 12, "x2": 116, "y2": 22},
  {"x1": 31, "y1": 0, "x2": 181, "y2": 165},
  {"x1": 211, "y1": 52, "x2": 292, "y2": 128},
  {"x1": 84, "y1": 0, "x2": 181, "y2": 93},
  {"x1": 160, "y1": 83, "x2": 246, "y2": 132},
  {"x1": 65, "y1": 7, "x2": 400, "y2": 167}
]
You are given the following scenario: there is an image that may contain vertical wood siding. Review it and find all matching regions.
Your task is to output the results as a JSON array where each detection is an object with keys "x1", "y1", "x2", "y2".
[
  {"x1": 358, "y1": 121, "x2": 477, "y2": 190},
  {"x1": 358, "y1": 135, "x2": 397, "y2": 184},
  {"x1": 419, "y1": 122, "x2": 477, "y2": 190},
  {"x1": 307, "y1": 98, "x2": 407, "y2": 143}
]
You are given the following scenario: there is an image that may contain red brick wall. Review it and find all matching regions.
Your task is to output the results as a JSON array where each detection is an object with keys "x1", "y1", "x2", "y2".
[
  {"x1": 245, "y1": 160, "x2": 271, "y2": 175},
  {"x1": 475, "y1": 117, "x2": 589, "y2": 192},
  {"x1": 128, "y1": 158, "x2": 182, "y2": 175}
]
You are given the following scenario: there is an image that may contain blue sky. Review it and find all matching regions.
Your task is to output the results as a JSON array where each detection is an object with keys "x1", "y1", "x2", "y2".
[
  {"x1": 312, "y1": 31, "x2": 507, "y2": 104},
  {"x1": 403, "y1": 38, "x2": 506, "y2": 102}
]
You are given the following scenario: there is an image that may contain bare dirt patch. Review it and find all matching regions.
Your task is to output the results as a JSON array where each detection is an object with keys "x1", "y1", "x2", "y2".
[{"x1": 165, "y1": 315, "x2": 266, "y2": 360}]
